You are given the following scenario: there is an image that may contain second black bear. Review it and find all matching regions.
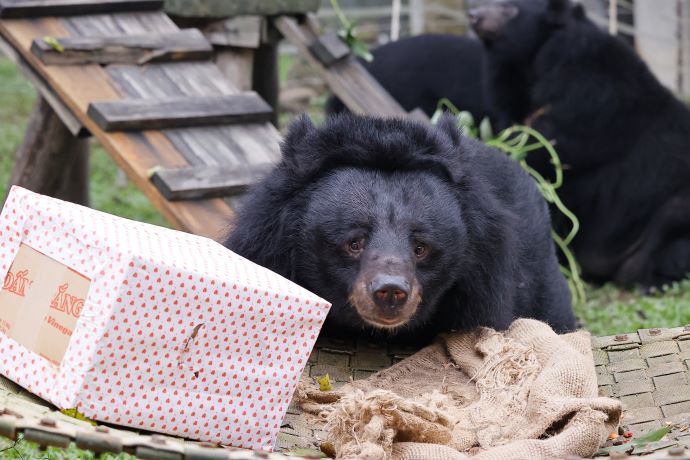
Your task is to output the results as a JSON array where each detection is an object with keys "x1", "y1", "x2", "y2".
[
  {"x1": 325, "y1": 34, "x2": 489, "y2": 119},
  {"x1": 471, "y1": 0, "x2": 690, "y2": 286},
  {"x1": 225, "y1": 114, "x2": 575, "y2": 344}
]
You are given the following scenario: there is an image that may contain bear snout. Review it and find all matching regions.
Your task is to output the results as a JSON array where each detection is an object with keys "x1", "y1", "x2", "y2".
[
  {"x1": 469, "y1": 4, "x2": 519, "y2": 40},
  {"x1": 370, "y1": 274, "x2": 410, "y2": 309},
  {"x1": 348, "y1": 270, "x2": 422, "y2": 329}
]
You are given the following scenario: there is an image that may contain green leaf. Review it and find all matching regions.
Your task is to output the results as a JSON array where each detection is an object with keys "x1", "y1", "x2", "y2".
[
  {"x1": 596, "y1": 443, "x2": 634, "y2": 456},
  {"x1": 479, "y1": 117, "x2": 494, "y2": 142},
  {"x1": 457, "y1": 110, "x2": 475, "y2": 129},
  {"x1": 349, "y1": 39, "x2": 373, "y2": 62},
  {"x1": 42, "y1": 36, "x2": 64, "y2": 53},
  {"x1": 632, "y1": 426, "x2": 671, "y2": 444},
  {"x1": 60, "y1": 408, "x2": 97, "y2": 425},
  {"x1": 430, "y1": 108, "x2": 444, "y2": 125}
]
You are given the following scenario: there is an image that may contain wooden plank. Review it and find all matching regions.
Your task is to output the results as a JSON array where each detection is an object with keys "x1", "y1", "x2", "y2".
[
  {"x1": 151, "y1": 163, "x2": 272, "y2": 200},
  {"x1": 30, "y1": 28, "x2": 212, "y2": 65},
  {"x1": 164, "y1": 0, "x2": 319, "y2": 18},
  {"x1": 0, "y1": 31, "x2": 88, "y2": 136},
  {"x1": 215, "y1": 48, "x2": 254, "y2": 91},
  {"x1": 104, "y1": 62, "x2": 281, "y2": 173},
  {"x1": 308, "y1": 31, "x2": 350, "y2": 67},
  {"x1": 0, "y1": 0, "x2": 163, "y2": 18},
  {"x1": 203, "y1": 16, "x2": 262, "y2": 48},
  {"x1": 87, "y1": 92, "x2": 273, "y2": 131},
  {"x1": 273, "y1": 14, "x2": 406, "y2": 117}
]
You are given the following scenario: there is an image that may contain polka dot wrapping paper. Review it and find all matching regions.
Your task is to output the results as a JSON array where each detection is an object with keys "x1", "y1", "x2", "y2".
[{"x1": 0, "y1": 186, "x2": 331, "y2": 450}]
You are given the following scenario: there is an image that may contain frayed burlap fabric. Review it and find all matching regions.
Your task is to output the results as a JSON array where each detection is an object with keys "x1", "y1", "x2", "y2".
[{"x1": 296, "y1": 319, "x2": 622, "y2": 460}]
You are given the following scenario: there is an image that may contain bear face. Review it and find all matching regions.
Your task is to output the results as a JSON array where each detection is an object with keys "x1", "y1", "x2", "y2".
[
  {"x1": 469, "y1": 0, "x2": 585, "y2": 61},
  {"x1": 225, "y1": 114, "x2": 575, "y2": 342},
  {"x1": 298, "y1": 167, "x2": 467, "y2": 331}
]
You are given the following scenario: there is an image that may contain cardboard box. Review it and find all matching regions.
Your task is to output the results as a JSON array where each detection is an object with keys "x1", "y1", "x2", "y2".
[{"x1": 0, "y1": 186, "x2": 330, "y2": 449}]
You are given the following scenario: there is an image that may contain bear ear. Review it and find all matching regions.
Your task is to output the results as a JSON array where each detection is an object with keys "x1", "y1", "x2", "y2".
[
  {"x1": 280, "y1": 113, "x2": 316, "y2": 170},
  {"x1": 435, "y1": 113, "x2": 463, "y2": 147}
]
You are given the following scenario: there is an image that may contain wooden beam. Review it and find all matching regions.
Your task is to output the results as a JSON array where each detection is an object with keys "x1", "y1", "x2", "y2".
[
  {"x1": 0, "y1": 0, "x2": 163, "y2": 18},
  {"x1": 203, "y1": 16, "x2": 262, "y2": 49},
  {"x1": 151, "y1": 164, "x2": 272, "y2": 200},
  {"x1": 87, "y1": 92, "x2": 274, "y2": 131},
  {"x1": 8, "y1": 97, "x2": 90, "y2": 206},
  {"x1": 308, "y1": 31, "x2": 350, "y2": 67},
  {"x1": 252, "y1": 23, "x2": 280, "y2": 127},
  {"x1": 30, "y1": 29, "x2": 213, "y2": 65}
]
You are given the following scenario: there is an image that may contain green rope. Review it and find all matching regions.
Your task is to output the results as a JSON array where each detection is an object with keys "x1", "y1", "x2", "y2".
[{"x1": 432, "y1": 98, "x2": 586, "y2": 306}]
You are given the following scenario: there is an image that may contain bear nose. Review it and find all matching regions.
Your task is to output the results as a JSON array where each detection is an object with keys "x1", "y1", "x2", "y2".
[
  {"x1": 467, "y1": 8, "x2": 482, "y2": 25},
  {"x1": 370, "y1": 275, "x2": 409, "y2": 309}
]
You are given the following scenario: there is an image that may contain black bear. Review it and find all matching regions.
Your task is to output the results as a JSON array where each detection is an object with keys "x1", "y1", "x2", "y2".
[
  {"x1": 325, "y1": 34, "x2": 489, "y2": 119},
  {"x1": 470, "y1": 0, "x2": 690, "y2": 287},
  {"x1": 225, "y1": 113, "x2": 575, "y2": 343}
]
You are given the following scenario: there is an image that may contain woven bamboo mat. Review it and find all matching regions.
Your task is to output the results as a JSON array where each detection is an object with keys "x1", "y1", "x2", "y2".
[{"x1": 2, "y1": 328, "x2": 690, "y2": 459}]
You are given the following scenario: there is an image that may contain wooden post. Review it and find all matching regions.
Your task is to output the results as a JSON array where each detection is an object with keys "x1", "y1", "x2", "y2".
[
  {"x1": 410, "y1": 0, "x2": 425, "y2": 35},
  {"x1": 608, "y1": 0, "x2": 618, "y2": 35},
  {"x1": 391, "y1": 0, "x2": 401, "y2": 40},
  {"x1": 9, "y1": 97, "x2": 90, "y2": 205},
  {"x1": 252, "y1": 23, "x2": 281, "y2": 127}
]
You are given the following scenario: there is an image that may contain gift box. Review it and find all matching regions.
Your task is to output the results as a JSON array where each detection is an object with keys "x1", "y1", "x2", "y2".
[{"x1": 0, "y1": 186, "x2": 330, "y2": 450}]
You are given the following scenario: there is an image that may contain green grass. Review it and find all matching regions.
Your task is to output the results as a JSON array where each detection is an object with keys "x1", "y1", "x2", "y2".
[
  {"x1": 0, "y1": 436, "x2": 135, "y2": 459},
  {"x1": 580, "y1": 281, "x2": 690, "y2": 336}
]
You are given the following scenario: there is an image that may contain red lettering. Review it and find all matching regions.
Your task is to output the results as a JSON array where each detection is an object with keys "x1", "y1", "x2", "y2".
[
  {"x1": 2, "y1": 269, "x2": 30, "y2": 297},
  {"x1": 50, "y1": 284, "x2": 68, "y2": 312},
  {"x1": 49, "y1": 283, "x2": 84, "y2": 318},
  {"x1": 14, "y1": 270, "x2": 29, "y2": 296},
  {"x1": 3, "y1": 272, "x2": 13, "y2": 290}
]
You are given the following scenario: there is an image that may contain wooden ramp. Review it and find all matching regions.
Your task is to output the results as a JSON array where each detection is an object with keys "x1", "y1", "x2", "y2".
[{"x1": 0, "y1": 0, "x2": 282, "y2": 241}]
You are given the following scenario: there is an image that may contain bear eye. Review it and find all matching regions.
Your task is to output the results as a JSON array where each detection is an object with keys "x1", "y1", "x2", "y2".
[
  {"x1": 414, "y1": 242, "x2": 429, "y2": 259},
  {"x1": 346, "y1": 237, "x2": 365, "y2": 257}
]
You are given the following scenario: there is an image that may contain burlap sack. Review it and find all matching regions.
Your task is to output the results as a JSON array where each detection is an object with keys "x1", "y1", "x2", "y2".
[{"x1": 296, "y1": 319, "x2": 622, "y2": 460}]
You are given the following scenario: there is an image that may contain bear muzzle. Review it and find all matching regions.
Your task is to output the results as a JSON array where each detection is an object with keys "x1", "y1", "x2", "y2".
[
  {"x1": 348, "y1": 271, "x2": 422, "y2": 329},
  {"x1": 468, "y1": 4, "x2": 519, "y2": 41}
]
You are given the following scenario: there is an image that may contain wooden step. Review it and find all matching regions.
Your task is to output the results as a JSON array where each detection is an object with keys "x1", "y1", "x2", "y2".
[
  {"x1": 87, "y1": 92, "x2": 274, "y2": 131},
  {"x1": 150, "y1": 164, "x2": 272, "y2": 200},
  {"x1": 0, "y1": 0, "x2": 163, "y2": 18},
  {"x1": 31, "y1": 29, "x2": 213, "y2": 66},
  {"x1": 308, "y1": 31, "x2": 350, "y2": 67}
]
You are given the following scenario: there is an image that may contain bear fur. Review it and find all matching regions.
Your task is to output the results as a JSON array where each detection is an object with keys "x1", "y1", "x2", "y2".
[
  {"x1": 471, "y1": 0, "x2": 690, "y2": 286},
  {"x1": 225, "y1": 113, "x2": 574, "y2": 343},
  {"x1": 325, "y1": 34, "x2": 489, "y2": 119}
]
